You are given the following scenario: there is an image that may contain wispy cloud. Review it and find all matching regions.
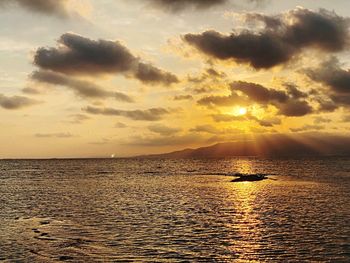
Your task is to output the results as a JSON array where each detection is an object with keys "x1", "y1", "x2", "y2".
[
  {"x1": 84, "y1": 106, "x2": 171, "y2": 121},
  {"x1": 0, "y1": 94, "x2": 40, "y2": 110},
  {"x1": 31, "y1": 70, "x2": 134, "y2": 102}
]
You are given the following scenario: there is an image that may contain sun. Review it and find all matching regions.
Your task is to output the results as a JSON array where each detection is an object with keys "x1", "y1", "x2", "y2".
[{"x1": 238, "y1": 107, "x2": 247, "y2": 116}]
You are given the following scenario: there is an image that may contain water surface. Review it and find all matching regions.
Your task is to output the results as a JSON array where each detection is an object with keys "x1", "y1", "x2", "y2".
[{"x1": 0, "y1": 158, "x2": 349, "y2": 262}]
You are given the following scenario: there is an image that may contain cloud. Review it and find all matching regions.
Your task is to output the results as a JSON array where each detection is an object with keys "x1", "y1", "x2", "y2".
[
  {"x1": 34, "y1": 33, "x2": 178, "y2": 85},
  {"x1": 184, "y1": 8, "x2": 349, "y2": 69},
  {"x1": 31, "y1": 70, "x2": 134, "y2": 102},
  {"x1": 305, "y1": 57, "x2": 350, "y2": 108},
  {"x1": 144, "y1": 0, "x2": 266, "y2": 12},
  {"x1": 144, "y1": 0, "x2": 227, "y2": 12},
  {"x1": 212, "y1": 113, "x2": 247, "y2": 122},
  {"x1": 314, "y1": 116, "x2": 331, "y2": 124},
  {"x1": 232, "y1": 81, "x2": 313, "y2": 116},
  {"x1": 115, "y1": 122, "x2": 127, "y2": 128},
  {"x1": 306, "y1": 57, "x2": 350, "y2": 93},
  {"x1": 148, "y1": 124, "x2": 181, "y2": 135},
  {"x1": 284, "y1": 83, "x2": 308, "y2": 99},
  {"x1": 317, "y1": 100, "x2": 338, "y2": 112},
  {"x1": 211, "y1": 112, "x2": 281, "y2": 127},
  {"x1": 173, "y1": 95, "x2": 193, "y2": 101},
  {"x1": 84, "y1": 106, "x2": 170, "y2": 121},
  {"x1": 305, "y1": 56, "x2": 350, "y2": 110},
  {"x1": 0, "y1": 0, "x2": 72, "y2": 17},
  {"x1": 277, "y1": 99, "x2": 313, "y2": 117},
  {"x1": 200, "y1": 81, "x2": 313, "y2": 117},
  {"x1": 22, "y1": 87, "x2": 42, "y2": 95},
  {"x1": 290, "y1": 124, "x2": 324, "y2": 132},
  {"x1": 0, "y1": 94, "x2": 40, "y2": 110},
  {"x1": 67, "y1": 114, "x2": 90, "y2": 124},
  {"x1": 192, "y1": 87, "x2": 212, "y2": 94},
  {"x1": 134, "y1": 62, "x2": 179, "y2": 85},
  {"x1": 190, "y1": 124, "x2": 242, "y2": 134},
  {"x1": 231, "y1": 81, "x2": 288, "y2": 103},
  {"x1": 188, "y1": 68, "x2": 226, "y2": 83},
  {"x1": 198, "y1": 91, "x2": 247, "y2": 108},
  {"x1": 258, "y1": 117, "x2": 281, "y2": 127},
  {"x1": 35, "y1": 132, "x2": 75, "y2": 138},
  {"x1": 342, "y1": 115, "x2": 350, "y2": 122}
]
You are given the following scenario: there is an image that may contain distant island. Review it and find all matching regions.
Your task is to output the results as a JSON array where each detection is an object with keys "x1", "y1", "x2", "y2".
[{"x1": 138, "y1": 133, "x2": 350, "y2": 158}]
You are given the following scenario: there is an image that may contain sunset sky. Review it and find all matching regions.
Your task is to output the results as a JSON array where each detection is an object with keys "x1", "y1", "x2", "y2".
[{"x1": 1, "y1": 0, "x2": 350, "y2": 158}]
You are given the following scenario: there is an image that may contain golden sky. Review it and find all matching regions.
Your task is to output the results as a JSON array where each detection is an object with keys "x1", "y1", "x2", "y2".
[{"x1": 1, "y1": 0, "x2": 350, "y2": 158}]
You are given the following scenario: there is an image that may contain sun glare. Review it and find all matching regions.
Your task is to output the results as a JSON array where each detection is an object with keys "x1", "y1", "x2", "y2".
[{"x1": 238, "y1": 107, "x2": 247, "y2": 116}]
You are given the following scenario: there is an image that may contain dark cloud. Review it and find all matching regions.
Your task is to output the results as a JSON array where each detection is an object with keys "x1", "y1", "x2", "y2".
[
  {"x1": 144, "y1": 0, "x2": 227, "y2": 12},
  {"x1": 198, "y1": 90, "x2": 247, "y2": 108},
  {"x1": 35, "y1": 132, "x2": 74, "y2": 138},
  {"x1": 134, "y1": 62, "x2": 178, "y2": 85},
  {"x1": 184, "y1": 8, "x2": 349, "y2": 69},
  {"x1": 306, "y1": 57, "x2": 350, "y2": 94},
  {"x1": 258, "y1": 117, "x2": 281, "y2": 127},
  {"x1": 212, "y1": 113, "x2": 246, "y2": 122},
  {"x1": 284, "y1": 83, "x2": 308, "y2": 99},
  {"x1": 290, "y1": 124, "x2": 324, "y2": 132},
  {"x1": 305, "y1": 57, "x2": 350, "y2": 107},
  {"x1": 277, "y1": 99, "x2": 313, "y2": 117},
  {"x1": 173, "y1": 95, "x2": 193, "y2": 101},
  {"x1": 148, "y1": 124, "x2": 181, "y2": 135},
  {"x1": 231, "y1": 81, "x2": 288, "y2": 103},
  {"x1": 317, "y1": 100, "x2": 338, "y2": 112},
  {"x1": 31, "y1": 70, "x2": 134, "y2": 103},
  {"x1": 0, "y1": 94, "x2": 40, "y2": 110},
  {"x1": 84, "y1": 106, "x2": 170, "y2": 121},
  {"x1": 34, "y1": 33, "x2": 178, "y2": 85},
  {"x1": 232, "y1": 81, "x2": 313, "y2": 116},
  {"x1": 200, "y1": 81, "x2": 313, "y2": 117},
  {"x1": 0, "y1": 0, "x2": 69, "y2": 17},
  {"x1": 144, "y1": 0, "x2": 266, "y2": 12}
]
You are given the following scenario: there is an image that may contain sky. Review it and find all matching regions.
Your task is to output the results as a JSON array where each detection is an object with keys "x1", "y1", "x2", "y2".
[{"x1": 1, "y1": 0, "x2": 350, "y2": 158}]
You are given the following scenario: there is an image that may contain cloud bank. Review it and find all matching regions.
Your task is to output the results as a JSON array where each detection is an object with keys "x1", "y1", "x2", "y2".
[
  {"x1": 0, "y1": 0, "x2": 70, "y2": 17},
  {"x1": 34, "y1": 33, "x2": 178, "y2": 85},
  {"x1": 184, "y1": 8, "x2": 349, "y2": 69}
]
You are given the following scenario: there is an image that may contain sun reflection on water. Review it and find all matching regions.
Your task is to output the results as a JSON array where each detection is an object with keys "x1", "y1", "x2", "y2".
[
  {"x1": 225, "y1": 158, "x2": 267, "y2": 261},
  {"x1": 233, "y1": 159, "x2": 255, "y2": 174}
]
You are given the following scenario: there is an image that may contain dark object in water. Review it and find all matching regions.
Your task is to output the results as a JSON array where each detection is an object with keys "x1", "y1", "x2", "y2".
[
  {"x1": 231, "y1": 173, "x2": 268, "y2": 182},
  {"x1": 59, "y1": 256, "x2": 74, "y2": 261}
]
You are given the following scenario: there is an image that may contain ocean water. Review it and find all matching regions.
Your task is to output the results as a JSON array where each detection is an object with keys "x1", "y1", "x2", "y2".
[{"x1": 0, "y1": 157, "x2": 349, "y2": 262}]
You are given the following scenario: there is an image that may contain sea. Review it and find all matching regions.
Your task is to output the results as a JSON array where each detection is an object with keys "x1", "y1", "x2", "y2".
[{"x1": 0, "y1": 157, "x2": 349, "y2": 262}]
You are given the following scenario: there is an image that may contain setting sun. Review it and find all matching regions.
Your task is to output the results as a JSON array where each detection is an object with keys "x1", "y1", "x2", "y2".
[{"x1": 238, "y1": 107, "x2": 247, "y2": 116}]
